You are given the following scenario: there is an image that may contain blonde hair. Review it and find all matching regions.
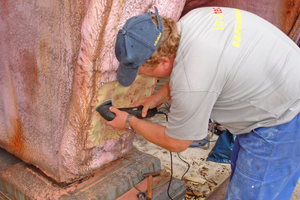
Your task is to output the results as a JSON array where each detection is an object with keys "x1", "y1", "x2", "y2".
[{"x1": 143, "y1": 14, "x2": 181, "y2": 70}]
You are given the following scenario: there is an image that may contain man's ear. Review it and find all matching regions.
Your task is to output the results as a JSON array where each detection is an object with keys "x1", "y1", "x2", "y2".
[{"x1": 160, "y1": 58, "x2": 170, "y2": 70}]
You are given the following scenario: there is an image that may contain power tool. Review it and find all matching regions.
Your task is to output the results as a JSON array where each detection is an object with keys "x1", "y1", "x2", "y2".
[{"x1": 96, "y1": 99, "x2": 158, "y2": 121}]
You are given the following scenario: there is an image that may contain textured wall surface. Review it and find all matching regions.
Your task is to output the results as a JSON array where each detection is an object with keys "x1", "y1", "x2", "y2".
[
  {"x1": 181, "y1": 0, "x2": 300, "y2": 46},
  {"x1": 0, "y1": 0, "x2": 185, "y2": 183}
]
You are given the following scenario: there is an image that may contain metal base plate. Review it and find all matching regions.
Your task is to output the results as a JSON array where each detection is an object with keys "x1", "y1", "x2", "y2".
[{"x1": 0, "y1": 147, "x2": 162, "y2": 200}]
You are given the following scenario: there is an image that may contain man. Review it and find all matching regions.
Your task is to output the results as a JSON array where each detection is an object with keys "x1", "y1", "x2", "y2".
[{"x1": 107, "y1": 7, "x2": 300, "y2": 199}]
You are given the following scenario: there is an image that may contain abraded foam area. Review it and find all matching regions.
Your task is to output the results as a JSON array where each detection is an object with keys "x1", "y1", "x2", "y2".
[{"x1": 86, "y1": 75, "x2": 156, "y2": 148}]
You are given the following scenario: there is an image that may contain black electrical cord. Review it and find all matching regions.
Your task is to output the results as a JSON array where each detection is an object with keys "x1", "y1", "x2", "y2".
[
  {"x1": 156, "y1": 112, "x2": 168, "y2": 121},
  {"x1": 156, "y1": 103, "x2": 175, "y2": 199},
  {"x1": 165, "y1": 151, "x2": 191, "y2": 200},
  {"x1": 177, "y1": 153, "x2": 190, "y2": 180},
  {"x1": 156, "y1": 102, "x2": 192, "y2": 200},
  {"x1": 167, "y1": 151, "x2": 174, "y2": 200},
  {"x1": 156, "y1": 103, "x2": 220, "y2": 199}
]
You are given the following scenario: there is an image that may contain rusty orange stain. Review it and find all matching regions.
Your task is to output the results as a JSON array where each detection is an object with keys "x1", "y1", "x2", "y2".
[
  {"x1": 19, "y1": 50, "x2": 40, "y2": 100},
  {"x1": 8, "y1": 116, "x2": 24, "y2": 153},
  {"x1": 280, "y1": 0, "x2": 300, "y2": 35},
  {"x1": 4, "y1": 62, "x2": 25, "y2": 155}
]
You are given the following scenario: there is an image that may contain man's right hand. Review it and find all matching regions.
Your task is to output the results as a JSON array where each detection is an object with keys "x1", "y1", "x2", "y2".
[
  {"x1": 135, "y1": 95, "x2": 160, "y2": 118},
  {"x1": 135, "y1": 81, "x2": 171, "y2": 117}
]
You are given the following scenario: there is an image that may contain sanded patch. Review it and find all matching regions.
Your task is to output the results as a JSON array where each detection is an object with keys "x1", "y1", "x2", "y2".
[{"x1": 86, "y1": 75, "x2": 156, "y2": 148}]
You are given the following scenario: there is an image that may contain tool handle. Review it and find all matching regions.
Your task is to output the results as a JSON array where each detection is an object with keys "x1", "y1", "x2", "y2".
[
  {"x1": 96, "y1": 102, "x2": 158, "y2": 121},
  {"x1": 119, "y1": 106, "x2": 157, "y2": 119},
  {"x1": 146, "y1": 175, "x2": 153, "y2": 199}
]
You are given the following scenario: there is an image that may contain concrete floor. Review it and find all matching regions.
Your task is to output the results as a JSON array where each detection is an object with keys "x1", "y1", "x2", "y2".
[
  {"x1": 133, "y1": 78, "x2": 300, "y2": 199},
  {"x1": 133, "y1": 130, "x2": 300, "y2": 199}
]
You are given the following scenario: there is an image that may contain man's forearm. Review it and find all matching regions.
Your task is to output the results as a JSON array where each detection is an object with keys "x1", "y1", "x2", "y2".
[
  {"x1": 154, "y1": 81, "x2": 171, "y2": 106},
  {"x1": 130, "y1": 116, "x2": 192, "y2": 152}
]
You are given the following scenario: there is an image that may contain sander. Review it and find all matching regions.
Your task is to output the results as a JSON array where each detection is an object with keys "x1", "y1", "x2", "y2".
[{"x1": 96, "y1": 99, "x2": 159, "y2": 121}]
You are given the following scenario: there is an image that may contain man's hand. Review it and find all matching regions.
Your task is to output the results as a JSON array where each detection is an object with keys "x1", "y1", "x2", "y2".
[
  {"x1": 135, "y1": 81, "x2": 171, "y2": 117},
  {"x1": 135, "y1": 96, "x2": 160, "y2": 118},
  {"x1": 107, "y1": 107, "x2": 128, "y2": 130}
]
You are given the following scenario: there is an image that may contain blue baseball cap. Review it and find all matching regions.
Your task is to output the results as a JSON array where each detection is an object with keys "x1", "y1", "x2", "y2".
[{"x1": 115, "y1": 7, "x2": 163, "y2": 87}]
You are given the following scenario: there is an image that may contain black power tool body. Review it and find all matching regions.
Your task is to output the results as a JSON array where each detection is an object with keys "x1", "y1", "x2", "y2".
[{"x1": 96, "y1": 99, "x2": 158, "y2": 121}]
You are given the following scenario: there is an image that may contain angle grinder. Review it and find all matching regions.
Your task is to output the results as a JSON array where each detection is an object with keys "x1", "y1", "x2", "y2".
[{"x1": 96, "y1": 99, "x2": 158, "y2": 121}]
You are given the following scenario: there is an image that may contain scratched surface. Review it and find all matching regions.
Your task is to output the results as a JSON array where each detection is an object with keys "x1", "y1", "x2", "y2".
[{"x1": 87, "y1": 75, "x2": 156, "y2": 148}]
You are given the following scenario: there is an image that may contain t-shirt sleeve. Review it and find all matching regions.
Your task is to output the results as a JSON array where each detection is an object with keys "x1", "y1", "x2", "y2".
[{"x1": 165, "y1": 90, "x2": 219, "y2": 140}]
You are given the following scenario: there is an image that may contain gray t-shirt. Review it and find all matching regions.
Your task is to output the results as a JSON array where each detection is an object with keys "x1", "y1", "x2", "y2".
[{"x1": 165, "y1": 7, "x2": 300, "y2": 140}]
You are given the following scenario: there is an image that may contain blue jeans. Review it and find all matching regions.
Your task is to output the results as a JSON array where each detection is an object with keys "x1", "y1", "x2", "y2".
[{"x1": 226, "y1": 113, "x2": 300, "y2": 200}]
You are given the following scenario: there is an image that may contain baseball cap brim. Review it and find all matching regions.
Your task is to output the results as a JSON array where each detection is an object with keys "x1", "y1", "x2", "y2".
[{"x1": 117, "y1": 63, "x2": 139, "y2": 87}]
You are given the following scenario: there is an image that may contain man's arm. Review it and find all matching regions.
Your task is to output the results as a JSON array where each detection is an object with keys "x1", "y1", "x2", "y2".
[
  {"x1": 107, "y1": 107, "x2": 193, "y2": 152},
  {"x1": 130, "y1": 116, "x2": 193, "y2": 152}
]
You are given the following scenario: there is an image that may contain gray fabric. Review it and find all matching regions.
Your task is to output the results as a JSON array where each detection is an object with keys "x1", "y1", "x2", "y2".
[{"x1": 165, "y1": 7, "x2": 300, "y2": 140}]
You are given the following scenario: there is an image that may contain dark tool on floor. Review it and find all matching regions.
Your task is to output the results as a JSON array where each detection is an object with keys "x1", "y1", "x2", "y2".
[
  {"x1": 143, "y1": 171, "x2": 161, "y2": 200},
  {"x1": 96, "y1": 99, "x2": 158, "y2": 121},
  {"x1": 137, "y1": 191, "x2": 146, "y2": 200}
]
